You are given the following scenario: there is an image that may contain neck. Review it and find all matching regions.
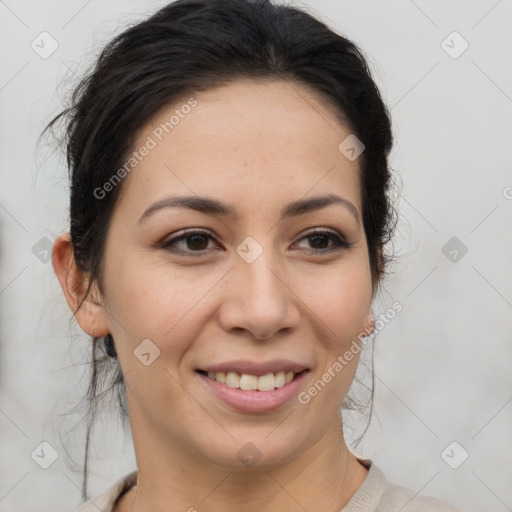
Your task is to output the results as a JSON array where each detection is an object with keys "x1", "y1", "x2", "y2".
[{"x1": 116, "y1": 417, "x2": 368, "y2": 512}]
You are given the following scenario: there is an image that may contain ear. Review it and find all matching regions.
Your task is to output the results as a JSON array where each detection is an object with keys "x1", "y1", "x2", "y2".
[
  {"x1": 363, "y1": 312, "x2": 375, "y2": 337},
  {"x1": 52, "y1": 232, "x2": 110, "y2": 337}
]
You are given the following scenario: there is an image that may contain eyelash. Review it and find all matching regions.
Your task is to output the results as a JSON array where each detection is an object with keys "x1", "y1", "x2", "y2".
[{"x1": 160, "y1": 228, "x2": 351, "y2": 257}]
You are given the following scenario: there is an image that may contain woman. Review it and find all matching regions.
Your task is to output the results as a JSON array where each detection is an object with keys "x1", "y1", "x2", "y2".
[{"x1": 49, "y1": 0, "x2": 462, "y2": 510}]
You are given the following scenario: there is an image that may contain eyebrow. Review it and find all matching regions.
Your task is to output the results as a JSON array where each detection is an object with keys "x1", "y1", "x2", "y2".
[{"x1": 138, "y1": 193, "x2": 360, "y2": 225}]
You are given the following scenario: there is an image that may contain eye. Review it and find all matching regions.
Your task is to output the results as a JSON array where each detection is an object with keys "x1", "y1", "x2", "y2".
[
  {"x1": 160, "y1": 229, "x2": 220, "y2": 256},
  {"x1": 293, "y1": 228, "x2": 351, "y2": 253},
  {"x1": 160, "y1": 227, "x2": 350, "y2": 258}
]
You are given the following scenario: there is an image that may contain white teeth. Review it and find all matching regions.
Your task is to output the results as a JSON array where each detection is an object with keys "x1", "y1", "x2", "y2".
[
  {"x1": 240, "y1": 374, "x2": 258, "y2": 390},
  {"x1": 257, "y1": 373, "x2": 276, "y2": 391},
  {"x1": 275, "y1": 371, "x2": 286, "y2": 387},
  {"x1": 206, "y1": 370, "x2": 298, "y2": 391},
  {"x1": 208, "y1": 371, "x2": 226, "y2": 383},
  {"x1": 225, "y1": 371, "x2": 240, "y2": 388}
]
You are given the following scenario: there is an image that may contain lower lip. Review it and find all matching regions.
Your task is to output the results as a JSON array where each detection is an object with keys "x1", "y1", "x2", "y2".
[{"x1": 197, "y1": 371, "x2": 309, "y2": 413}]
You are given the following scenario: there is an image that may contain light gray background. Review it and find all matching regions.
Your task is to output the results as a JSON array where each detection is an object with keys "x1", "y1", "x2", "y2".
[{"x1": 1, "y1": 1, "x2": 511, "y2": 511}]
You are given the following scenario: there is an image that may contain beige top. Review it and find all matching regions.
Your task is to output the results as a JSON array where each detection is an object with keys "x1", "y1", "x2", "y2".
[{"x1": 74, "y1": 458, "x2": 463, "y2": 512}]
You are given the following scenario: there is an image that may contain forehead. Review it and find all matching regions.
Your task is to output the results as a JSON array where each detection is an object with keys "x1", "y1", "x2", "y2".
[{"x1": 116, "y1": 77, "x2": 362, "y2": 219}]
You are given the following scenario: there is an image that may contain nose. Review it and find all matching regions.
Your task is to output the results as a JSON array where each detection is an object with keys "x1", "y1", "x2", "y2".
[{"x1": 217, "y1": 249, "x2": 301, "y2": 340}]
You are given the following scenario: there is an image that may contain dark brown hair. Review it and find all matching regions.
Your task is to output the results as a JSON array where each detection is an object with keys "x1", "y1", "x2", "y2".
[{"x1": 45, "y1": 0, "x2": 396, "y2": 500}]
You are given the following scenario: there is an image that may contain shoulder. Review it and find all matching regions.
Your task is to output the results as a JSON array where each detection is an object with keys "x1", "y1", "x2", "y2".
[
  {"x1": 72, "y1": 470, "x2": 138, "y2": 512},
  {"x1": 342, "y1": 458, "x2": 464, "y2": 512},
  {"x1": 378, "y1": 478, "x2": 462, "y2": 512}
]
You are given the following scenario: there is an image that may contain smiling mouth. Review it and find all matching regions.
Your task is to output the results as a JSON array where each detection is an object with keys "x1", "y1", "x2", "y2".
[{"x1": 196, "y1": 369, "x2": 307, "y2": 391}]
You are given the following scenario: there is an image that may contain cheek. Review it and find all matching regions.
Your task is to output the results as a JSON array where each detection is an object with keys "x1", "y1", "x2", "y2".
[
  {"x1": 296, "y1": 261, "x2": 372, "y2": 342},
  {"x1": 101, "y1": 249, "x2": 200, "y2": 350}
]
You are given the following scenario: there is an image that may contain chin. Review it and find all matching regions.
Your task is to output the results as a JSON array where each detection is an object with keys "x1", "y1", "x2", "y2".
[{"x1": 195, "y1": 427, "x2": 311, "y2": 470}]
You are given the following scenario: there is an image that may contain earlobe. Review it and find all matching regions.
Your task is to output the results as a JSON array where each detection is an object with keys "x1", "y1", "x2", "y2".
[
  {"x1": 363, "y1": 313, "x2": 375, "y2": 337},
  {"x1": 52, "y1": 232, "x2": 110, "y2": 337}
]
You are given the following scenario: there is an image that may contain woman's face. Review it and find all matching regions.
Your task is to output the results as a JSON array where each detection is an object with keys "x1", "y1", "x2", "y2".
[{"x1": 96, "y1": 78, "x2": 374, "y2": 469}]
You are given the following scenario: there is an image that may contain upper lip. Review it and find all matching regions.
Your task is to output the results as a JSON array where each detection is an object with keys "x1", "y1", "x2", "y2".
[{"x1": 198, "y1": 359, "x2": 309, "y2": 377}]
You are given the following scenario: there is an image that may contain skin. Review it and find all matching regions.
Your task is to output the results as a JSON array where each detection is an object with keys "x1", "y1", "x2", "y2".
[{"x1": 53, "y1": 77, "x2": 378, "y2": 512}]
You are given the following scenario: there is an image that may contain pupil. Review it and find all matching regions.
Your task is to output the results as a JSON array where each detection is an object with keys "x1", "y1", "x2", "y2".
[
  {"x1": 188, "y1": 234, "x2": 208, "y2": 250},
  {"x1": 310, "y1": 234, "x2": 328, "y2": 249}
]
